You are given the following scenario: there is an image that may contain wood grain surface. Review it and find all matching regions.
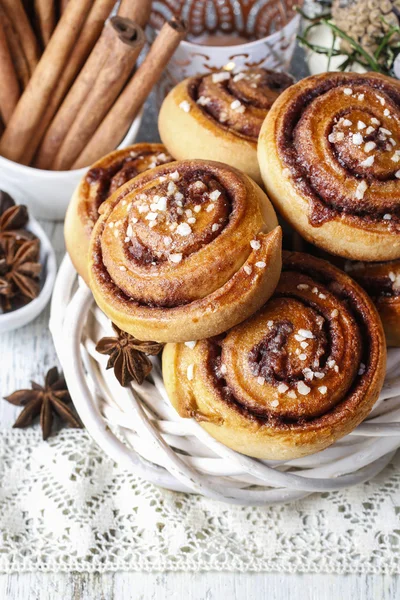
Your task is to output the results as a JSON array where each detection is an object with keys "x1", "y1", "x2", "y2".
[{"x1": 0, "y1": 572, "x2": 399, "y2": 599}]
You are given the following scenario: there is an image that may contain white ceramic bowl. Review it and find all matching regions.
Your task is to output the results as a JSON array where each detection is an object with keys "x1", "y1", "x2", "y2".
[
  {"x1": 0, "y1": 111, "x2": 143, "y2": 221},
  {"x1": 149, "y1": 1, "x2": 300, "y2": 107},
  {"x1": 0, "y1": 216, "x2": 56, "y2": 333}
]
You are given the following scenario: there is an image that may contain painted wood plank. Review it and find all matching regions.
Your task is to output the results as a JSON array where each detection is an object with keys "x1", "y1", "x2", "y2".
[{"x1": 0, "y1": 572, "x2": 399, "y2": 600}]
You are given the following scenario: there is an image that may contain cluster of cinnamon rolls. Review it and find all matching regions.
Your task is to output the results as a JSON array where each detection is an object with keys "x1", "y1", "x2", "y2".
[{"x1": 65, "y1": 68, "x2": 400, "y2": 460}]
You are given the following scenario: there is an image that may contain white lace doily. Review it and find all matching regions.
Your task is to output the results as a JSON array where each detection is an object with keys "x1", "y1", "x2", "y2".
[{"x1": 0, "y1": 428, "x2": 399, "y2": 574}]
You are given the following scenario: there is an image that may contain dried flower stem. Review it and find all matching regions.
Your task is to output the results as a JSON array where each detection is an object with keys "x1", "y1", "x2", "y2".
[{"x1": 296, "y1": 7, "x2": 400, "y2": 76}]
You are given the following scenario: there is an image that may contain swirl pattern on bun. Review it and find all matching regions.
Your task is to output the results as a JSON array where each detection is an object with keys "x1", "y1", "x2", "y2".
[
  {"x1": 344, "y1": 258, "x2": 400, "y2": 346},
  {"x1": 88, "y1": 159, "x2": 282, "y2": 342},
  {"x1": 65, "y1": 143, "x2": 174, "y2": 282},
  {"x1": 163, "y1": 252, "x2": 386, "y2": 459},
  {"x1": 258, "y1": 72, "x2": 400, "y2": 261},
  {"x1": 159, "y1": 68, "x2": 293, "y2": 184}
]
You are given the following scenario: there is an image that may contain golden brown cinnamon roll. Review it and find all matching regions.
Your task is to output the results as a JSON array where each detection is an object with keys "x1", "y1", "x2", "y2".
[
  {"x1": 159, "y1": 68, "x2": 293, "y2": 185},
  {"x1": 258, "y1": 72, "x2": 400, "y2": 261},
  {"x1": 88, "y1": 159, "x2": 282, "y2": 343},
  {"x1": 343, "y1": 259, "x2": 400, "y2": 346},
  {"x1": 163, "y1": 252, "x2": 386, "y2": 459},
  {"x1": 285, "y1": 229, "x2": 400, "y2": 347},
  {"x1": 65, "y1": 143, "x2": 174, "y2": 282}
]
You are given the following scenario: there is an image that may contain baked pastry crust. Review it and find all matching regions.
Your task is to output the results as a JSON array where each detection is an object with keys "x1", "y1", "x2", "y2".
[
  {"x1": 159, "y1": 68, "x2": 293, "y2": 185},
  {"x1": 163, "y1": 252, "x2": 386, "y2": 460},
  {"x1": 258, "y1": 72, "x2": 400, "y2": 261},
  {"x1": 64, "y1": 143, "x2": 173, "y2": 283},
  {"x1": 285, "y1": 231, "x2": 400, "y2": 347},
  {"x1": 88, "y1": 159, "x2": 282, "y2": 342},
  {"x1": 344, "y1": 259, "x2": 400, "y2": 346}
]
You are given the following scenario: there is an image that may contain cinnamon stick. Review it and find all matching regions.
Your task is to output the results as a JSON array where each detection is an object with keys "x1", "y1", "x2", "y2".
[
  {"x1": 73, "y1": 18, "x2": 186, "y2": 169},
  {"x1": 0, "y1": 0, "x2": 40, "y2": 77},
  {"x1": 0, "y1": 22, "x2": 20, "y2": 124},
  {"x1": 29, "y1": 0, "x2": 116, "y2": 166},
  {"x1": 35, "y1": 14, "x2": 129, "y2": 170},
  {"x1": 60, "y1": 0, "x2": 69, "y2": 14},
  {"x1": 118, "y1": 0, "x2": 153, "y2": 28},
  {"x1": 52, "y1": 18, "x2": 145, "y2": 171},
  {"x1": 0, "y1": 0, "x2": 94, "y2": 164},
  {"x1": 34, "y1": 0, "x2": 56, "y2": 47},
  {"x1": 0, "y1": 5, "x2": 30, "y2": 88},
  {"x1": 22, "y1": 0, "x2": 36, "y2": 27}
]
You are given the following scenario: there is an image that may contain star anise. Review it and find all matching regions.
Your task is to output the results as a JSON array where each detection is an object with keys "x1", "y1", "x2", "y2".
[
  {"x1": 0, "y1": 190, "x2": 15, "y2": 215},
  {"x1": 95, "y1": 323, "x2": 164, "y2": 386},
  {"x1": 4, "y1": 367, "x2": 83, "y2": 440},
  {"x1": 0, "y1": 237, "x2": 41, "y2": 311},
  {"x1": 0, "y1": 190, "x2": 32, "y2": 246}
]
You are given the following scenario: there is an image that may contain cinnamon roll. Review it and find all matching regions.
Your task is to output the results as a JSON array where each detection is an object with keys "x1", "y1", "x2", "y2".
[
  {"x1": 159, "y1": 68, "x2": 293, "y2": 185},
  {"x1": 286, "y1": 226, "x2": 400, "y2": 347},
  {"x1": 258, "y1": 72, "x2": 400, "y2": 261},
  {"x1": 344, "y1": 259, "x2": 400, "y2": 346},
  {"x1": 88, "y1": 159, "x2": 282, "y2": 343},
  {"x1": 163, "y1": 252, "x2": 386, "y2": 459},
  {"x1": 65, "y1": 143, "x2": 174, "y2": 283}
]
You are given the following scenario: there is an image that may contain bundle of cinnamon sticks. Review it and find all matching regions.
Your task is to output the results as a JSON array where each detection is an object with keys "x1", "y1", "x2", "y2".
[{"x1": 0, "y1": 0, "x2": 186, "y2": 171}]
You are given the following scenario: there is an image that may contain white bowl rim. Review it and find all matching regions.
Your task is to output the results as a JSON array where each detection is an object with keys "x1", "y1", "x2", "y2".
[
  {"x1": 0, "y1": 217, "x2": 57, "y2": 332},
  {"x1": 0, "y1": 107, "x2": 144, "y2": 179},
  {"x1": 161, "y1": 12, "x2": 299, "y2": 51}
]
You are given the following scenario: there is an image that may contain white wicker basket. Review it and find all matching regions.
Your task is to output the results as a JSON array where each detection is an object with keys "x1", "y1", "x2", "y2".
[{"x1": 49, "y1": 255, "x2": 400, "y2": 505}]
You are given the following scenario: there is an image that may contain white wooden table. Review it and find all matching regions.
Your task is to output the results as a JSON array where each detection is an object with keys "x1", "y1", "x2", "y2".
[
  {"x1": 1, "y1": 226, "x2": 399, "y2": 600},
  {"x1": 1, "y1": 571, "x2": 399, "y2": 599}
]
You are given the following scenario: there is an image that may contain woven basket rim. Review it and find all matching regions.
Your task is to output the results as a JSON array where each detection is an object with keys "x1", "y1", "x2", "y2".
[{"x1": 49, "y1": 254, "x2": 400, "y2": 506}]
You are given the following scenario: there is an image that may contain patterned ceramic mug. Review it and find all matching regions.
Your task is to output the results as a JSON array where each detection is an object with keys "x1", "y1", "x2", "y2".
[{"x1": 150, "y1": 0, "x2": 301, "y2": 105}]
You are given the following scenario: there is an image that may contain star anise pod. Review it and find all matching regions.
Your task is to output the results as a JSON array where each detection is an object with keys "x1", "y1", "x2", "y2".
[
  {"x1": 95, "y1": 323, "x2": 164, "y2": 387},
  {"x1": 0, "y1": 237, "x2": 41, "y2": 311},
  {"x1": 4, "y1": 367, "x2": 83, "y2": 440},
  {"x1": 0, "y1": 190, "x2": 15, "y2": 215},
  {"x1": 0, "y1": 190, "x2": 32, "y2": 246}
]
